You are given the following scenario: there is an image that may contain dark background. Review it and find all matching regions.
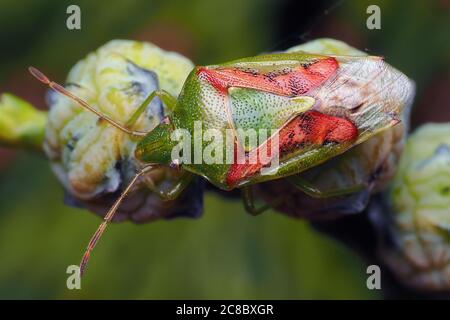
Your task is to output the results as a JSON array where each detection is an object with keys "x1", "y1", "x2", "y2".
[{"x1": 0, "y1": 0, "x2": 449, "y2": 299}]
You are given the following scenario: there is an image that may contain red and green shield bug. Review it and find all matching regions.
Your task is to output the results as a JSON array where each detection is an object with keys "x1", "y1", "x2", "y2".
[{"x1": 29, "y1": 46, "x2": 415, "y2": 275}]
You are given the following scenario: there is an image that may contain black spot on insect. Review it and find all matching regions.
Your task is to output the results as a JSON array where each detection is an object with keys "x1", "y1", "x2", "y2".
[
  {"x1": 295, "y1": 141, "x2": 306, "y2": 149},
  {"x1": 63, "y1": 191, "x2": 86, "y2": 209},
  {"x1": 442, "y1": 186, "x2": 450, "y2": 195},
  {"x1": 97, "y1": 117, "x2": 107, "y2": 125},
  {"x1": 114, "y1": 160, "x2": 122, "y2": 171},
  {"x1": 322, "y1": 140, "x2": 337, "y2": 147},
  {"x1": 238, "y1": 67, "x2": 259, "y2": 76},
  {"x1": 289, "y1": 77, "x2": 300, "y2": 95}
]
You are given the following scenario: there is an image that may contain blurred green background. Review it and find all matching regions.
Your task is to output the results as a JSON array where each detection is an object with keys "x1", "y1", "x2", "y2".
[{"x1": 0, "y1": 0, "x2": 449, "y2": 299}]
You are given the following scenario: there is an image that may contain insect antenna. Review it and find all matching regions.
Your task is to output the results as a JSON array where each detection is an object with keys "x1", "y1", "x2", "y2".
[
  {"x1": 79, "y1": 166, "x2": 153, "y2": 276},
  {"x1": 28, "y1": 66, "x2": 147, "y2": 137}
]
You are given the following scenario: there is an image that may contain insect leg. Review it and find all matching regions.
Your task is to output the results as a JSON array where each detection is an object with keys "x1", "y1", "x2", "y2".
[
  {"x1": 287, "y1": 175, "x2": 366, "y2": 198},
  {"x1": 29, "y1": 66, "x2": 148, "y2": 137},
  {"x1": 145, "y1": 171, "x2": 194, "y2": 201},
  {"x1": 125, "y1": 90, "x2": 177, "y2": 128},
  {"x1": 79, "y1": 165, "x2": 153, "y2": 276},
  {"x1": 241, "y1": 186, "x2": 279, "y2": 216}
]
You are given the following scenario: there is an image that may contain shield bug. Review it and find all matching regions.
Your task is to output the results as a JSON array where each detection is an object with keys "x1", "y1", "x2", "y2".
[
  {"x1": 256, "y1": 38, "x2": 414, "y2": 219},
  {"x1": 29, "y1": 39, "x2": 414, "y2": 275}
]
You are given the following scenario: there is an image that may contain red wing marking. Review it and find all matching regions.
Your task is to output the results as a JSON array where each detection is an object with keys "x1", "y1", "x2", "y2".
[
  {"x1": 197, "y1": 57, "x2": 338, "y2": 96},
  {"x1": 225, "y1": 111, "x2": 358, "y2": 187}
]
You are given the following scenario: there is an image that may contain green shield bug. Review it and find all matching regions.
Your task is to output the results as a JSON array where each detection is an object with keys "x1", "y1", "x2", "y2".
[
  {"x1": 256, "y1": 39, "x2": 413, "y2": 219},
  {"x1": 29, "y1": 38, "x2": 415, "y2": 275}
]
